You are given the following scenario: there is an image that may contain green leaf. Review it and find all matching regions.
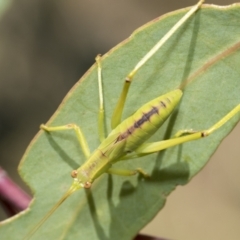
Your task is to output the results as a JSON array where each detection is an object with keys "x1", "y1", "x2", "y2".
[{"x1": 1, "y1": 3, "x2": 240, "y2": 240}]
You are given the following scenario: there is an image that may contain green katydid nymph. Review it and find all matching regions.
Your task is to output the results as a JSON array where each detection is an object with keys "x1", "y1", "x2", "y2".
[{"x1": 24, "y1": 0, "x2": 240, "y2": 239}]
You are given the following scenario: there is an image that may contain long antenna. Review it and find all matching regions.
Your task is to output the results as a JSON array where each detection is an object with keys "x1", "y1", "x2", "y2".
[{"x1": 23, "y1": 184, "x2": 80, "y2": 240}]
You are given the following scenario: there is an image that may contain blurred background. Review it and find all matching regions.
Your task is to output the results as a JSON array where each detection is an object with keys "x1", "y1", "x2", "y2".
[{"x1": 0, "y1": 0, "x2": 239, "y2": 239}]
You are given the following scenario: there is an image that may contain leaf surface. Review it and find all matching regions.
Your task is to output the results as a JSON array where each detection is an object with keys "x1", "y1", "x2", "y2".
[{"x1": 1, "y1": 3, "x2": 240, "y2": 240}]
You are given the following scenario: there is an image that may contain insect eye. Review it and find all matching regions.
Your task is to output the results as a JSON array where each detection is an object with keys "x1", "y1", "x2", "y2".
[
  {"x1": 84, "y1": 182, "x2": 92, "y2": 189},
  {"x1": 71, "y1": 170, "x2": 78, "y2": 178}
]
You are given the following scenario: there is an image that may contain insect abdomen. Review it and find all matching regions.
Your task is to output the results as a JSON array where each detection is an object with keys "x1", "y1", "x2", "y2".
[{"x1": 118, "y1": 89, "x2": 183, "y2": 152}]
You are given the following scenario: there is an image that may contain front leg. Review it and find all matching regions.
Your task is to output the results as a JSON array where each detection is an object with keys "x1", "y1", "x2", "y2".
[
  {"x1": 40, "y1": 123, "x2": 91, "y2": 159},
  {"x1": 107, "y1": 167, "x2": 149, "y2": 178}
]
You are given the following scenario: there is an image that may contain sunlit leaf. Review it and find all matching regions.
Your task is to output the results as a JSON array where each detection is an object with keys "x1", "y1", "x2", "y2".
[{"x1": 1, "y1": 3, "x2": 240, "y2": 240}]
